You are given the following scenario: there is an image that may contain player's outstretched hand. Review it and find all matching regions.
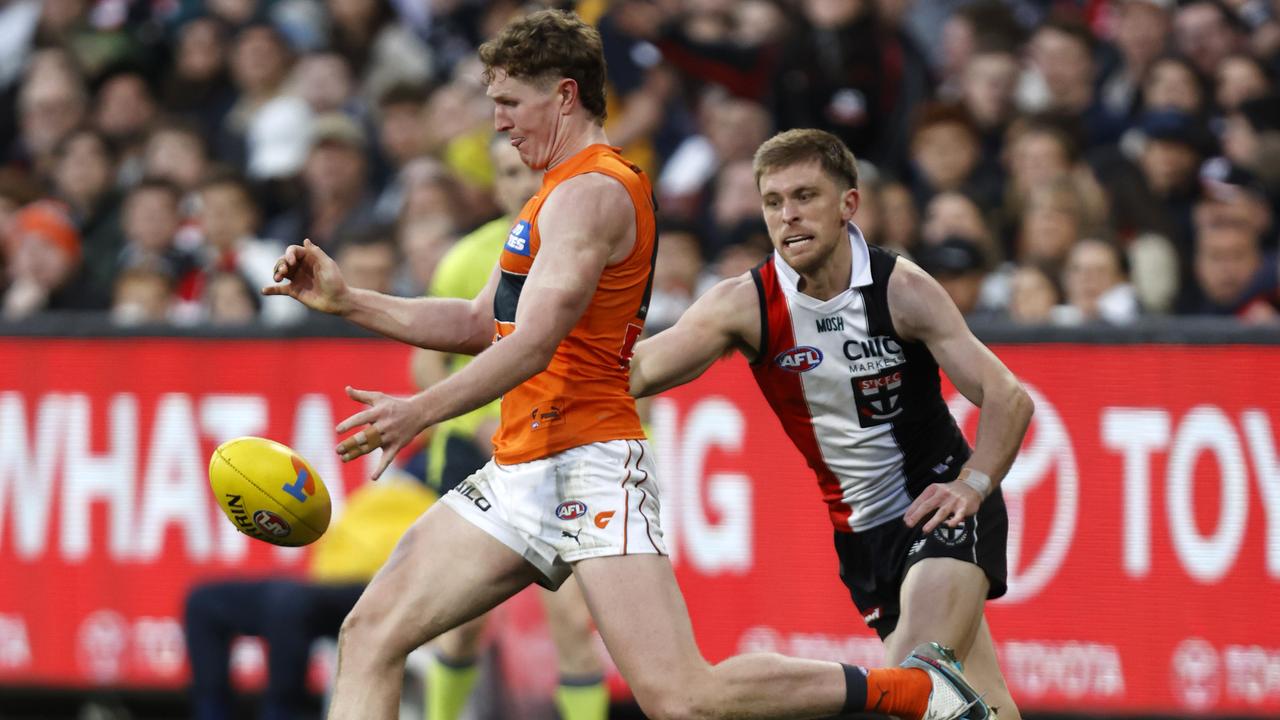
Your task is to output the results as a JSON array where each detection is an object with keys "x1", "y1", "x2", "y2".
[
  {"x1": 903, "y1": 478, "x2": 984, "y2": 533},
  {"x1": 334, "y1": 386, "x2": 426, "y2": 481},
  {"x1": 262, "y1": 239, "x2": 351, "y2": 315}
]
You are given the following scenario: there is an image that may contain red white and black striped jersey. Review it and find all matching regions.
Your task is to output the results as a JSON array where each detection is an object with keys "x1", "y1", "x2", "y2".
[{"x1": 749, "y1": 225, "x2": 971, "y2": 532}]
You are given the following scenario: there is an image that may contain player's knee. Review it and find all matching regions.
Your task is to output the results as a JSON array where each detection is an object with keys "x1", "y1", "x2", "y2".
[{"x1": 630, "y1": 677, "x2": 719, "y2": 720}]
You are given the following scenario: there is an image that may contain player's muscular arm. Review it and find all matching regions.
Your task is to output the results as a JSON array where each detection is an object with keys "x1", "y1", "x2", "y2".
[
  {"x1": 334, "y1": 175, "x2": 630, "y2": 479},
  {"x1": 264, "y1": 239, "x2": 499, "y2": 355},
  {"x1": 889, "y1": 261, "x2": 1034, "y2": 531},
  {"x1": 629, "y1": 274, "x2": 761, "y2": 397},
  {"x1": 416, "y1": 174, "x2": 626, "y2": 423}
]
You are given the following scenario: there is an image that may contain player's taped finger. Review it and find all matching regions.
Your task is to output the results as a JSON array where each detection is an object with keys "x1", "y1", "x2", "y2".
[{"x1": 357, "y1": 426, "x2": 383, "y2": 449}]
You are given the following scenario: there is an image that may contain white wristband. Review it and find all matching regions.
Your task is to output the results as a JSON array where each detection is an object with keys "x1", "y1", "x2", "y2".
[{"x1": 960, "y1": 469, "x2": 992, "y2": 498}]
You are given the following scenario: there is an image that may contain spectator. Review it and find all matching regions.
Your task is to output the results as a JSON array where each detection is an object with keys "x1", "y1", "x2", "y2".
[
  {"x1": 397, "y1": 156, "x2": 468, "y2": 231},
  {"x1": 195, "y1": 171, "x2": 302, "y2": 325},
  {"x1": 49, "y1": 127, "x2": 123, "y2": 306},
  {"x1": 647, "y1": 220, "x2": 707, "y2": 332},
  {"x1": 335, "y1": 228, "x2": 397, "y2": 293},
  {"x1": 659, "y1": 94, "x2": 772, "y2": 221},
  {"x1": 222, "y1": 22, "x2": 298, "y2": 171},
  {"x1": 1098, "y1": 0, "x2": 1174, "y2": 120},
  {"x1": 1058, "y1": 238, "x2": 1141, "y2": 324},
  {"x1": 371, "y1": 83, "x2": 429, "y2": 221},
  {"x1": 957, "y1": 41, "x2": 1020, "y2": 164},
  {"x1": 1017, "y1": 178, "x2": 1092, "y2": 272},
  {"x1": 265, "y1": 113, "x2": 378, "y2": 248},
  {"x1": 934, "y1": 0, "x2": 1023, "y2": 99},
  {"x1": 772, "y1": 0, "x2": 931, "y2": 168},
  {"x1": 13, "y1": 49, "x2": 88, "y2": 175},
  {"x1": 92, "y1": 66, "x2": 159, "y2": 184},
  {"x1": 323, "y1": 0, "x2": 432, "y2": 105},
  {"x1": 1189, "y1": 220, "x2": 1268, "y2": 314},
  {"x1": 290, "y1": 51, "x2": 358, "y2": 116},
  {"x1": 202, "y1": 269, "x2": 260, "y2": 325},
  {"x1": 907, "y1": 102, "x2": 993, "y2": 209},
  {"x1": 1221, "y1": 94, "x2": 1280, "y2": 205},
  {"x1": 110, "y1": 263, "x2": 174, "y2": 326},
  {"x1": 161, "y1": 17, "x2": 236, "y2": 144},
  {"x1": 706, "y1": 158, "x2": 763, "y2": 259},
  {"x1": 920, "y1": 190, "x2": 999, "y2": 264},
  {"x1": 1007, "y1": 262, "x2": 1063, "y2": 324},
  {"x1": 1214, "y1": 53, "x2": 1273, "y2": 114},
  {"x1": 1138, "y1": 54, "x2": 1210, "y2": 117},
  {"x1": 1099, "y1": 109, "x2": 1211, "y2": 258},
  {"x1": 118, "y1": 178, "x2": 198, "y2": 308},
  {"x1": 394, "y1": 217, "x2": 456, "y2": 297},
  {"x1": 2, "y1": 200, "x2": 89, "y2": 318},
  {"x1": 1174, "y1": 0, "x2": 1247, "y2": 78},
  {"x1": 1020, "y1": 17, "x2": 1125, "y2": 147},
  {"x1": 143, "y1": 120, "x2": 212, "y2": 196},
  {"x1": 877, "y1": 179, "x2": 919, "y2": 254},
  {"x1": 915, "y1": 234, "x2": 989, "y2": 317}
]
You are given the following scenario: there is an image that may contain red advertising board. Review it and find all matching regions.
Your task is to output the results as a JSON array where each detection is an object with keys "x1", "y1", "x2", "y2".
[
  {"x1": 0, "y1": 338, "x2": 417, "y2": 690},
  {"x1": 2, "y1": 337, "x2": 1279, "y2": 716}
]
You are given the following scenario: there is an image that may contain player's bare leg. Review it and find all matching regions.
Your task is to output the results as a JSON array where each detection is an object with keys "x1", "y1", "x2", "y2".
[
  {"x1": 540, "y1": 577, "x2": 602, "y2": 677},
  {"x1": 327, "y1": 503, "x2": 542, "y2": 720},
  {"x1": 427, "y1": 615, "x2": 489, "y2": 720},
  {"x1": 574, "y1": 554, "x2": 846, "y2": 719},
  {"x1": 541, "y1": 577, "x2": 608, "y2": 720},
  {"x1": 885, "y1": 557, "x2": 1018, "y2": 718},
  {"x1": 953, "y1": 619, "x2": 1019, "y2": 720}
]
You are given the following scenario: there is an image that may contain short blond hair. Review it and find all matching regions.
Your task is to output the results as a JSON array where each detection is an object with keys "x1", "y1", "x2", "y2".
[{"x1": 752, "y1": 129, "x2": 859, "y2": 190}]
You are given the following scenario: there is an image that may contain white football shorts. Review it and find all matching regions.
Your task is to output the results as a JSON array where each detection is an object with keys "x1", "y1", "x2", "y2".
[{"x1": 439, "y1": 439, "x2": 666, "y2": 589}]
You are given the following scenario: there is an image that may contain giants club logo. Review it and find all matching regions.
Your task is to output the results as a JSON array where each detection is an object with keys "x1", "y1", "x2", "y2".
[
  {"x1": 775, "y1": 346, "x2": 823, "y2": 373},
  {"x1": 556, "y1": 500, "x2": 587, "y2": 520},
  {"x1": 852, "y1": 370, "x2": 903, "y2": 427},
  {"x1": 252, "y1": 509, "x2": 292, "y2": 538}
]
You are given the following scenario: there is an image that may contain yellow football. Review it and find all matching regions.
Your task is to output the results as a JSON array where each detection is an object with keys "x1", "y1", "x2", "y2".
[{"x1": 209, "y1": 437, "x2": 332, "y2": 547}]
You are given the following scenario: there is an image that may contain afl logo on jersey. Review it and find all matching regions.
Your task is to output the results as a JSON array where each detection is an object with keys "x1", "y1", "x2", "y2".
[
  {"x1": 555, "y1": 500, "x2": 588, "y2": 520},
  {"x1": 774, "y1": 346, "x2": 823, "y2": 373},
  {"x1": 505, "y1": 220, "x2": 532, "y2": 256}
]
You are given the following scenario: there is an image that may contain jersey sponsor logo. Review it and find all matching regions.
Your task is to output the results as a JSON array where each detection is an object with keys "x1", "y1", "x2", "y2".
[
  {"x1": 251, "y1": 509, "x2": 291, "y2": 538},
  {"x1": 594, "y1": 510, "x2": 615, "y2": 528},
  {"x1": 816, "y1": 316, "x2": 844, "y2": 333},
  {"x1": 504, "y1": 220, "x2": 532, "y2": 256},
  {"x1": 454, "y1": 480, "x2": 492, "y2": 512},
  {"x1": 556, "y1": 500, "x2": 588, "y2": 520},
  {"x1": 774, "y1": 346, "x2": 824, "y2": 373},
  {"x1": 852, "y1": 369, "x2": 904, "y2": 427},
  {"x1": 862, "y1": 606, "x2": 882, "y2": 624},
  {"x1": 842, "y1": 336, "x2": 902, "y2": 360},
  {"x1": 530, "y1": 403, "x2": 565, "y2": 430}
]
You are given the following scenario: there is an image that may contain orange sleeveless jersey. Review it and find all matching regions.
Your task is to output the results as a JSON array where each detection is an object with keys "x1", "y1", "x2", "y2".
[{"x1": 491, "y1": 144, "x2": 657, "y2": 464}]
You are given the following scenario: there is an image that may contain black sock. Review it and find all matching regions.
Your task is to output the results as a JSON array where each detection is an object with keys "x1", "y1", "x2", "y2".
[{"x1": 841, "y1": 663, "x2": 868, "y2": 715}]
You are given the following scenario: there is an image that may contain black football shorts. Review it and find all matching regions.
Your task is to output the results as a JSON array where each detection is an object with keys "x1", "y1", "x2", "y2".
[{"x1": 834, "y1": 487, "x2": 1009, "y2": 639}]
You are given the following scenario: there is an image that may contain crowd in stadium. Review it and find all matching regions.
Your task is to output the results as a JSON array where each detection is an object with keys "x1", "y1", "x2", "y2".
[{"x1": 1, "y1": 0, "x2": 1279, "y2": 329}]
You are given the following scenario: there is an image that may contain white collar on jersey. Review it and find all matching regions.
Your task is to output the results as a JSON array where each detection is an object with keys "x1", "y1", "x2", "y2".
[{"x1": 772, "y1": 221, "x2": 873, "y2": 292}]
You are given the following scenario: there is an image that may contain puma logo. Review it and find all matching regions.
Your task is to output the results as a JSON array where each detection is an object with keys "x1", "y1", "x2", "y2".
[{"x1": 561, "y1": 529, "x2": 581, "y2": 545}]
